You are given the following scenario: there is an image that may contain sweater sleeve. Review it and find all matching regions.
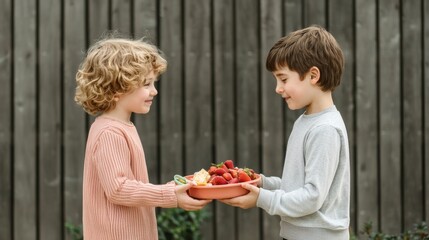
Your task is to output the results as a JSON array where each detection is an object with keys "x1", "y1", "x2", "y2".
[
  {"x1": 261, "y1": 174, "x2": 282, "y2": 190},
  {"x1": 93, "y1": 129, "x2": 177, "y2": 208},
  {"x1": 257, "y1": 125, "x2": 341, "y2": 217}
]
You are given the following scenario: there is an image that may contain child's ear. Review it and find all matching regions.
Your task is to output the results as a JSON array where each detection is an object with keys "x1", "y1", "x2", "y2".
[
  {"x1": 309, "y1": 66, "x2": 320, "y2": 84},
  {"x1": 113, "y1": 93, "x2": 123, "y2": 102}
]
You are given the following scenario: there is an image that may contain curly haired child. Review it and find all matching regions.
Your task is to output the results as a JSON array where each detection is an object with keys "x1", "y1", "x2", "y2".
[{"x1": 75, "y1": 37, "x2": 211, "y2": 240}]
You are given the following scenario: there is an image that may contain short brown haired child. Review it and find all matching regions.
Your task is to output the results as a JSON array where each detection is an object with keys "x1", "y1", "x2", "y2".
[{"x1": 221, "y1": 26, "x2": 350, "y2": 240}]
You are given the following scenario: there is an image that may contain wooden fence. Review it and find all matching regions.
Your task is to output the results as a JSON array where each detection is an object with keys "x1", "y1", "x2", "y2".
[{"x1": 0, "y1": 0, "x2": 428, "y2": 239}]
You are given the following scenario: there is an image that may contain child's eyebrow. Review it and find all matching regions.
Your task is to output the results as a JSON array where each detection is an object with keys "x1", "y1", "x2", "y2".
[{"x1": 274, "y1": 73, "x2": 287, "y2": 78}]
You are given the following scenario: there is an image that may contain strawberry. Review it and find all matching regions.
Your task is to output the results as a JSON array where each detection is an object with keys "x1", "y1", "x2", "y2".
[
  {"x1": 211, "y1": 176, "x2": 228, "y2": 185},
  {"x1": 214, "y1": 168, "x2": 227, "y2": 175},
  {"x1": 208, "y1": 174, "x2": 216, "y2": 183},
  {"x1": 213, "y1": 162, "x2": 228, "y2": 172},
  {"x1": 238, "y1": 170, "x2": 251, "y2": 182},
  {"x1": 224, "y1": 159, "x2": 234, "y2": 169},
  {"x1": 222, "y1": 172, "x2": 233, "y2": 181},
  {"x1": 229, "y1": 169, "x2": 238, "y2": 178},
  {"x1": 229, "y1": 178, "x2": 239, "y2": 184},
  {"x1": 243, "y1": 168, "x2": 255, "y2": 179},
  {"x1": 208, "y1": 166, "x2": 217, "y2": 175},
  {"x1": 221, "y1": 163, "x2": 228, "y2": 172}
]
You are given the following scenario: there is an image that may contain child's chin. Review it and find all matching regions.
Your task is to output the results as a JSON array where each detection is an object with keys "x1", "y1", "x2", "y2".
[
  {"x1": 287, "y1": 105, "x2": 302, "y2": 111},
  {"x1": 140, "y1": 107, "x2": 151, "y2": 114},
  {"x1": 286, "y1": 104, "x2": 296, "y2": 110}
]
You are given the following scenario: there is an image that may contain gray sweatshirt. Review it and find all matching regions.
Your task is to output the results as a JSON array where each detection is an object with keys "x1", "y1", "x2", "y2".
[{"x1": 257, "y1": 105, "x2": 350, "y2": 240}]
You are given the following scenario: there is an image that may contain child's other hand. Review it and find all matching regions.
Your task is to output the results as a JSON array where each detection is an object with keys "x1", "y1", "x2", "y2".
[
  {"x1": 175, "y1": 183, "x2": 212, "y2": 211},
  {"x1": 219, "y1": 183, "x2": 260, "y2": 209}
]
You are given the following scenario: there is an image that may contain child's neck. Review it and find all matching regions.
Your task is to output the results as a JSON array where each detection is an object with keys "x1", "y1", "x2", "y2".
[
  {"x1": 305, "y1": 92, "x2": 334, "y2": 115},
  {"x1": 101, "y1": 111, "x2": 133, "y2": 125}
]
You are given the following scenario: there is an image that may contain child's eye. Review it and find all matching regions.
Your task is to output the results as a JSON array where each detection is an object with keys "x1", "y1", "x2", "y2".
[{"x1": 281, "y1": 79, "x2": 287, "y2": 82}]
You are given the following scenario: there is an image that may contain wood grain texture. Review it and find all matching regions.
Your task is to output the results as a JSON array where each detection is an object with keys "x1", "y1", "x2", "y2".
[
  {"x1": 0, "y1": 0, "x2": 12, "y2": 238},
  {"x1": 88, "y1": 0, "x2": 109, "y2": 43},
  {"x1": 303, "y1": 0, "x2": 326, "y2": 27},
  {"x1": 159, "y1": 0, "x2": 184, "y2": 184},
  {"x1": 402, "y1": 0, "x2": 424, "y2": 230},
  {"x1": 63, "y1": 1, "x2": 86, "y2": 239},
  {"x1": 355, "y1": 0, "x2": 378, "y2": 231},
  {"x1": 378, "y1": 0, "x2": 401, "y2": 234},
  {"x1": 183, "y1": 0, "x2": 213, "y2": 174},
  {"x1": 38, "y1": 0, "x2": 62, "y2": 239},
  {"x1": 111, "y1": 0, "x2": 132, "y2": 36},
  {"x1": 424, "y1": 0, "x2": 429, "y2": 223},
  {"x1": 13, "y1": 0, "x2": 37, "y2": 238}
]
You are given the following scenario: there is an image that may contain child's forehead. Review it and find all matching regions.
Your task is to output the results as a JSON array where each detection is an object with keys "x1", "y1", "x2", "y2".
[
  {"x1": 273, "y1": 66, "x2": 294, "y2": 76},
  {"x1": 145, "y1": 70, "x2": 157, "y2": 79}
]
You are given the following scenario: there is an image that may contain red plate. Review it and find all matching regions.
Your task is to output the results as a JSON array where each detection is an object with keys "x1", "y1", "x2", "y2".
[{"x1": 186, "y1": 175, "x2": 260, "y2": 200}]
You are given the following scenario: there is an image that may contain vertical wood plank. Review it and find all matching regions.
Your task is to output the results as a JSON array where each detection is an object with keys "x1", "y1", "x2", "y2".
[
  {"x1": 378, "y1": 0, "x2": 401, "y2": 234},
  {"x1": 134, "y1": 0, "x2": 157, "y2": 40},
  {"x1": 159, "y1": 0, "x2": 183, "y2": 184},
  {"x1": 88, "y1": 0, "x2": 109, "y2": 43},
  {"x1": 284, "y1": 0, "x2": 304, "y2": 138},
  {"x1": 328, "y1": 0, "x2": 355, "y2": 233},
  {"x1": 303, "y1": 0, "x2": 326, "y2": 27},
  {"x1": 183, "y1": 0, "x2": 212, "y2": 189},
  {"x1": 38, "y1": 0, "x2": 62, "y2": 239},
  {"x1": 111, "y1": 0, "x2": 132, "y2": 36},
  {"x1": 260, "y1": 0, "x2": 283, "y2": 239},
  {"x1": 402, "y1": 0, "x2": 423, "y2": 230},
  {"x1": 134, "y1": 0, "x2": 160, "y2": 184},
  {"x1": 184, "y1": 1, "x2": 214, "y2": 239},
  {"x1": 213, "y1": 0, "x2": 236, "y2": 239},
  {"x1": 63, "y1": 0, "x2": 86, "y2": 238},
  {"x1": 235, "y1": 0, "x2": 261, "y2": 239},
  {"x1": 424, "y1": 0, "x2": 429, "y2": 223},
  {"x1": 0, "y1": 0, "x2": 12, "y2": 239},
  {"x1": 13, "y1": 0, "x2": 37, "y2": 238},
  {"x1": 355, "y1": 0, "x2": 378, "y2": 232}
]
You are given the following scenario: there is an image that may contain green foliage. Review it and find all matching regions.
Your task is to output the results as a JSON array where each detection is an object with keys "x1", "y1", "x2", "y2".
[
  {"x1": 64, "y1": 208, "x2": 209, "y2": 240},
  {"x1": 352, "y1": 221, "x2": 429, "y2": 240},
  {"x1": 157, "y1": 208, "x2": 209, "y2": 240},
  {"x1": 65, "y1": 222, "x2": 83, "y2": 240}
]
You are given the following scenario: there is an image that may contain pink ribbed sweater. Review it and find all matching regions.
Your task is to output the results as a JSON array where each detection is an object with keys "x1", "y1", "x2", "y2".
[{"x1": 82, "y1": 116, "x2": 177, "y2": 240}]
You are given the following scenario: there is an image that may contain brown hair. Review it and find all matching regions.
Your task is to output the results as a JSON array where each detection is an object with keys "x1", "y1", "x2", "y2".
[
  {"x1": 266, "y1": 25, "x2": 344, "y2": 91},
  {"x1": 75, "y1": 38, "x2": 167, "y2": 115}
]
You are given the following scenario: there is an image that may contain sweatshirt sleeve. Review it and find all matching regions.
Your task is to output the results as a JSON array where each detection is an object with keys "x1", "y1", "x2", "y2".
[
  {"x1": 93, "y1": 129, "x2": 177, "y2": 208},
  {"x1": 261, "y1": 174, "x2": 282, "y2": 190},
  {"x1": 257, "y1": 125, "x2": 340, "y2": 218}
]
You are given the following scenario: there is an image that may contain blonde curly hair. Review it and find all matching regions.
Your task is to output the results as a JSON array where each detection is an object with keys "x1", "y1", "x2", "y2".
[{"x1": 75, "y1": 38, "x2": 167, "y2": 115}]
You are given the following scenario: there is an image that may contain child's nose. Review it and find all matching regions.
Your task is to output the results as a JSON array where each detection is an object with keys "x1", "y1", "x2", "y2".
[
  {"x1": 275, "y1": 85, "x2": 284, "y2": 94},
  {"x1": 151, "y1": 86, "x2": 158, "y2": 96}
]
